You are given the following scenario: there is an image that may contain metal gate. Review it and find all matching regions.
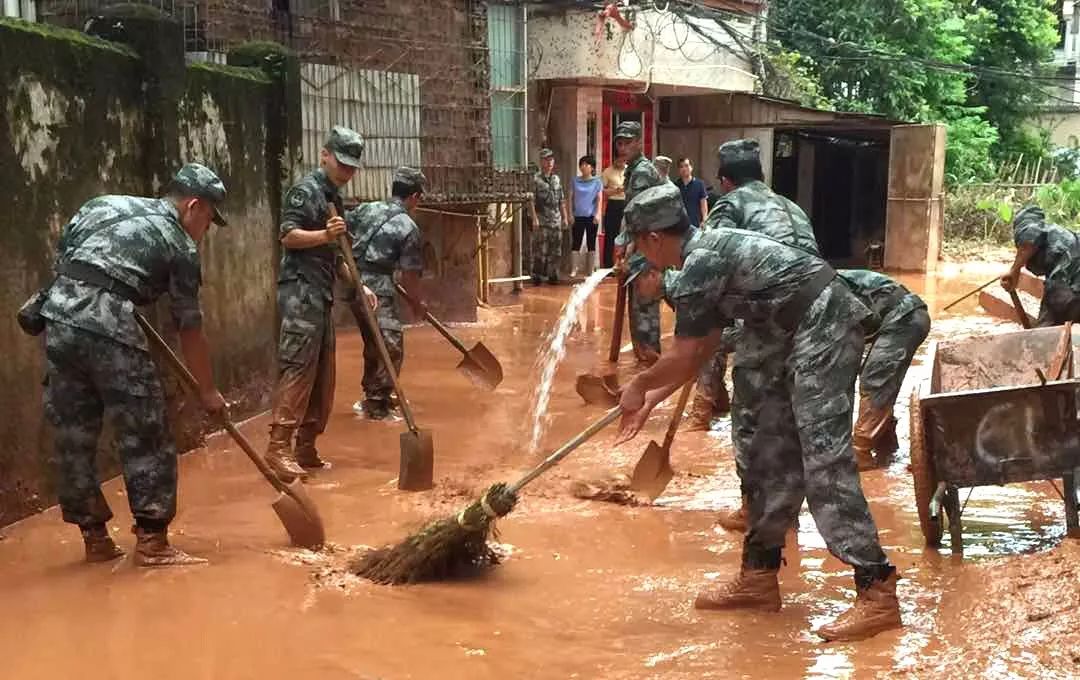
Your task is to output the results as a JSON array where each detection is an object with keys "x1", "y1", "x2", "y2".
[{"x1": 300, "y1": 62, "x2": 421, "y2": 202}]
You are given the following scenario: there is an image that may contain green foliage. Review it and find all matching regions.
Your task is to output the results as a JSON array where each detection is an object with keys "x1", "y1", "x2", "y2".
[
  {"x1": 768, "y1": 0, "x2": 1061, "y2": 186},
  {"x1": 1035, "y1": 178, "x2": 1080, "y2": 224},
  {"x1": 759, "y1": 46, "x2": 830, "y2": 109}
]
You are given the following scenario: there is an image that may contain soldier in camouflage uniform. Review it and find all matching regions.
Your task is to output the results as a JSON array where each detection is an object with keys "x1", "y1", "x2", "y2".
[
  {"x1": 265, "y1": 127, "x2": 371, "y2": 481},
  {"x1": 529, "y1": 148, "x2": 569, "y2": 284},
  {"x1": 704, "y1": 139, "x2": 824, "y2": 531},
  {"x1": 346, "y1": 167, "x2": 428, "y2": 420},
  {"x1": 38, "y1": 164, "x2": 229, "y2": 567},
  {"x1": 616, "y1": 183, "x2": 901, "y2": 642},
  {"x1": 839, "y1": 270, "x2": 930, "y2": 471},
  {"x1": 612, "y1": 121, "x2": 664, "y2": 362},
  {"x1": 1002, "y1": 206, "x2": 1080, "y2": 326}
]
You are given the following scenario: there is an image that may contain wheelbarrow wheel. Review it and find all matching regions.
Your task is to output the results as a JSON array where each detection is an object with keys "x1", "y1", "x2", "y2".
[{"x1": 909, "y1": 390, "x2": 943, "y2": 547}]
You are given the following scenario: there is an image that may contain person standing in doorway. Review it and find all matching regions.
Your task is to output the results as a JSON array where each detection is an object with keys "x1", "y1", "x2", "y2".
[
  {"x1": 571, "y1": 154, "x2": 603, "y2": 280},
  {"x1": 675, "y1": 158, "x2": 709, "y2": 228},
  {"x1": 601, "y1": 156, "x2": 626, "y2": 269}
]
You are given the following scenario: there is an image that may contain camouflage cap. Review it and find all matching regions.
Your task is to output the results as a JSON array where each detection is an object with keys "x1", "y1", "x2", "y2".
[
  {"x1": 614, "y1": 121, "x2": 642, "y2": 140},
  {"x1": 717, "y1": 138, "x2": 760, "y2": 175},
  {"x1": 325, "y1": 126, "x2": 365, "y2": 168},
  {"x1": 539, "y1": 148, "x2": 555, "y2": 159},
  {"x1": 654, "y1": 155, "x2": 673, "y2": 172},
  {"x1": 393, "y1": 166, "x2": 427, "y2": 189},
  {"x1": 623, "y1": 182, "x2": 688, "y2": 234},
  {"x1": 170, "y1": 163, "x2": 228, "y2": 226}
]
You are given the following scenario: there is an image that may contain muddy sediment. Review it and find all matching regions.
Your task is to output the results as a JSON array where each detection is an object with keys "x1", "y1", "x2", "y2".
[{"x1": 1, "y1": 273, "x2": 1080, "y2": 678}]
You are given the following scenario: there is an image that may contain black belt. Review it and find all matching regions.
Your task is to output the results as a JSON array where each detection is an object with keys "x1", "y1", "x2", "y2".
[
  {"x1": 58, "y1": 261, "x2": 143, "y2": 305},
  {"x1": 776, "y1": 265, "x2": 837, "y2": 331}
]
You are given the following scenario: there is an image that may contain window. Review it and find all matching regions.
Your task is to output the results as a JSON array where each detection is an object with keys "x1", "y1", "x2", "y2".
[{"x1": 488, "y1": 4, "x2": 526, "y2": 169}]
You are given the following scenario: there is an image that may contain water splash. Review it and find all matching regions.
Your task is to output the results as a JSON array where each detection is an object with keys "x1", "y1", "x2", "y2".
[{"x1": 526, "y1": 269, "x2": 613, "y2": 453}]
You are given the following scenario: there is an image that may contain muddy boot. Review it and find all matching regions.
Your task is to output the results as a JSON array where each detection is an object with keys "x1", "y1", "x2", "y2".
[
  {"x1": 265, "y1": 424, "x2": 307, "y2": 483},
  {"x1": 364, "y1": 399, "x2": 391, "y2": 421},
  {"x1": 682, "y1": 394, "x2": 715, "y2": 432},
  {"x1": 816, "y1": 568, "x2": 902, "y2": 642},
  {"x1": 81, "y1": 524, "x2": 124, "y2": 563},
  {"x1": 716, "y1": 496, "x2": 748, "y2": 532},
  {"x1": 132, "y1": 526, "x2": 207, "y2": 567},
  {"x1": 294, "y1": 425, "x2": 331, "y2": 471},
  {"x1": 695, "y1": 547, "x2": 782, "y2": 612}
]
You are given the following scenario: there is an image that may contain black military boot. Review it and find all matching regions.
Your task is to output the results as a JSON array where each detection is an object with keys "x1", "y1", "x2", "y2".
[
  {"x1": 364, "y1": 399, "x2": 391, "y2": 421},
  {"x1": 294, "y1": 425, "x2": 331, "y2": 471},
  {"x1": 132, "y1": 525, "x2": 207, "y2": 567}
]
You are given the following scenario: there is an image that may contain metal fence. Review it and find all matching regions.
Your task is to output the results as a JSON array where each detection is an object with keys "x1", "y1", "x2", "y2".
[{"x1": 300, "y1": 62, "x2": 421, "y2": 203}]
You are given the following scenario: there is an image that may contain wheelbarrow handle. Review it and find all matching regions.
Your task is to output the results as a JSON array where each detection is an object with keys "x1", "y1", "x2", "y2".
[
  {"x1": 509, "y1": 407, "x2": 622, "y2": 494},
  {"x1": 330, "y1": 207, "x2": 420, "y2": 432},
  {"x1": 133, "y1": 312, "x2": 289, "y2": 495},
  {"x1": 394, "y1": 283, "x2": 470, "y2": 355}
]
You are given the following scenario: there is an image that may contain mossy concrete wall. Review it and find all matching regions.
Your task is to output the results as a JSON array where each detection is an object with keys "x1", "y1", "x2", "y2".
[{"x1": 0, "y1": 16, "x2": 292, "y2": 527}]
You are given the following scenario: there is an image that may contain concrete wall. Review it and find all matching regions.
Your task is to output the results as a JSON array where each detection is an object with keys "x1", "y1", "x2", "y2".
[
  {"x1": 530, "y1": 8, "x2": 757, "y2": 93},
  {"x1": 0, "y1": 16, "x2": 291, "y2": 527}
]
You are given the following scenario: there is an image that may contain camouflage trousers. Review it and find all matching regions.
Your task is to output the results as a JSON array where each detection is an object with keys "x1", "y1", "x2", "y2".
[
  {"x1": 629, "y1": 287, "x2": 661, "y2": 359},
  {"x1": 697, "y1": 342, "x2": 730, "y2": 407},
  {"x1": 742, "y1": 283, "x2": 889, "y2": 571},
  {"x1": 271, "y1": 280, "x2": 335, "y2": 435},
  {"x1": 854, "y1": 307, "x2": 931, "y2": 444},
  {"x1": 43, "y1": 321, "x2": 177, "y2": 528},
  {"x1": 358, "y1": 291, "x2": 404, "y2": 405},
  {"x1": 531, "y1": 223, "x2": 563, "y2": 281},
  {"x1": 1037, "y1": 281, "x2": 1080, "y2": 327}
]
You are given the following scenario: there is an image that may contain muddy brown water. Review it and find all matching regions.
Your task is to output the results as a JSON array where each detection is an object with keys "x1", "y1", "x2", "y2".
[{"x1": 2, "y1": 264, "x2": 1076, "y2": 679}]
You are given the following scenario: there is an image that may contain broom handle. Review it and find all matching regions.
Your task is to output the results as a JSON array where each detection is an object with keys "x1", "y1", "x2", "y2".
[
  {"x1": 509, "y1": 407, "x2": 622, "y2": 494},
  {"x1": 133, "y1": 312, "x2": 289, "y2": 494},
  {"x1": 395, "y1": 282, "x2": 470, "y2": 355},
  {"x1": 942, "y1": 276, "x2": 999, "y2": 311},
  {"x1": 331, "y1": 206, "x2": 420, "y2": 431}
]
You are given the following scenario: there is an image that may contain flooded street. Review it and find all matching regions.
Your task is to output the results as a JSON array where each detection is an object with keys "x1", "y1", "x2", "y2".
[{"x1": 3, "y1": 266, "x2": 1080, "y2": 679}]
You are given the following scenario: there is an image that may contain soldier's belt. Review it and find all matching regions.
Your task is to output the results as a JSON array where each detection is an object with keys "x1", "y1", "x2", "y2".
[
  {"x1": 775, "y1": 265, "x2": 837, "y2": 331},
  {"x1": 58, "y1": 261, "x2": 144, "y2": 305},
  {"x1": 359, "y1": 261, "x2": 395, "y2": 276}
]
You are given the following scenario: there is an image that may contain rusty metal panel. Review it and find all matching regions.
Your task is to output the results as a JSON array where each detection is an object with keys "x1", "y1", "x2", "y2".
[
  {"x1": 300, "y1": 62, "x2": 421, "y2": 203},
  {"x1": 922, "y1": 383, "x2": 1080, "y2": 486},
  {"x1": 884, "y1": 124, "x2": 946, "y2": 273}
]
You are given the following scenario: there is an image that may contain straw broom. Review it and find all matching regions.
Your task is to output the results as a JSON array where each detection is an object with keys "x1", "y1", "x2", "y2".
[{"x1": 352, "y1": 407, "x2": 622, "y2": 584}]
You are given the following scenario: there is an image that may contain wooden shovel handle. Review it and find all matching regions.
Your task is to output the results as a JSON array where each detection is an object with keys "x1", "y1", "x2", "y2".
[
  {"x1": 330, "y1": 206, "x2": 420, "y2": 431},
  {"x1": 608, "y1": 274, "x2": 627, "y2": 362},
  {"x1": 1008, "y1": 289, "x2": 1031, "y2": 329},
  {"x1": 661, "y1": 381, "x2": 695, "y2": 450},
  {"x1": 943, "y1": 275, "x2": 999, "y2": 311},
  {"x1": 133, "y1": 312, "x2": 289, "y2": 494},
  {"x1": 394, "y1": 283, "x2": 470, "y2": 355}
]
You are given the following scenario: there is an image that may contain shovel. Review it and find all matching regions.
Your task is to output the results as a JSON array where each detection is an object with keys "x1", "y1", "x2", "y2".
[
  {"x1": 333, "y1": 208, "x2": 434, "y2": 492},
  {"x1": 630, "y1": 381, "x2": 694, "y2": 501},
  {"x1": 134, "y1": 313, "x2": 326, "y2": 549},
  {"x1": 608, "y1": 272, "x2": 628, "y2": 363},
  {"x1": 394, "y1": 283, "x2": 503, "y2": 390},
  {"x1": 575, "y1": 372, "x2": 621, "y2": 407}
]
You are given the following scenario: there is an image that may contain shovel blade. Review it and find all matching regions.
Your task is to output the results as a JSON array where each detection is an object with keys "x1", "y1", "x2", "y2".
[
  {"x1": 630, "y1": 441, "x2": 675, "y2": 501},
  {"x1": 575, "y1": 373, "x2": 620, "y2": 407},
  {"x1": 271, "y1": 480, "x2": 326, "y2": 549},
  {"x1": 457, "y1": 342, "x2": 503, "y2": 390},
  {"x1": 398, "y1": 429, "x2": 434, "y2": 491}
]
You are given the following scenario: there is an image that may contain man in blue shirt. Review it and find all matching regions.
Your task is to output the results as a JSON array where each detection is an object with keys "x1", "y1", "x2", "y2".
[{"x1": 675, "y1": 158, "x2": 709, "y2": 227}]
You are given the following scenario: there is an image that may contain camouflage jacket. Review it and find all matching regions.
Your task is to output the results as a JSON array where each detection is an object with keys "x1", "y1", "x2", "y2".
[
  {"x1": 702, "y1": 180, "x2": 819, "y2": 256},
  {"x1": 670, "y1": 228, "x2": 870, "y2": 338},
  {"x1": 1014, "y1": 219, "x2": 1080, "y2": 288},
  {"x1": 616, "y1": 154, "x2": 665, "y2": 247},
  {"x1": 347, "y1": 198, "x2": 422, "y2": 279},
  {"x1": 279, "y1": 168, "x2": 345, "y2": 301},
  {"x1": 41, "y1": 195, "x2": 202, "y2": 351},
  {"x1": 838, "y1": 269, "x2": 926, "y2": 326},
  {"x1": 533, "y1": 171, "x2": 565, "y2": 228}
]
